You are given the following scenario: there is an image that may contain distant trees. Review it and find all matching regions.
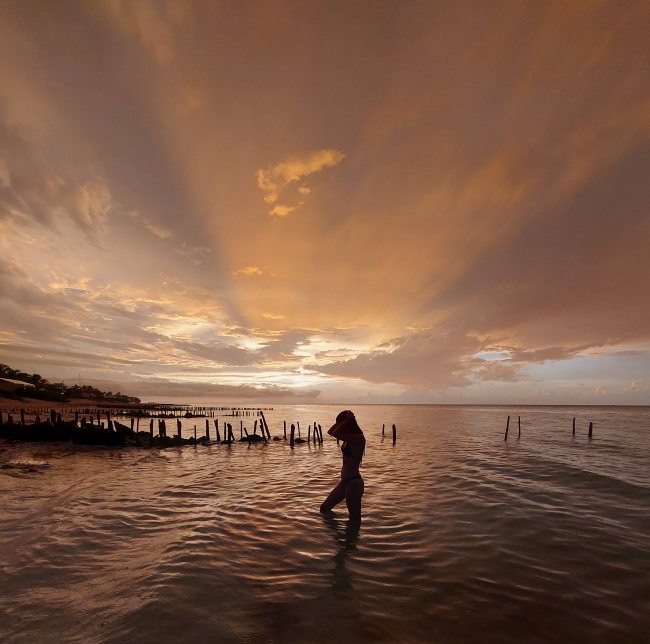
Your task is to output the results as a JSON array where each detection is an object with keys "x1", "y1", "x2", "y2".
[{"x1": 0, "y1": 364, "x2": 141, "y2": 403}]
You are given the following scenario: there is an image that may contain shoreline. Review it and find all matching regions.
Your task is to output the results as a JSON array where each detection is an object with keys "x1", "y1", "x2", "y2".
[{"x1": 0, "y1": 396, "x2": 274, "y2": 422}]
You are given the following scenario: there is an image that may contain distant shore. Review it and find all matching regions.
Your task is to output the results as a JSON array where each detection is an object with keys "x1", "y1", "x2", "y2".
[
  {"x1": 0, "y1": 396, "x2": 274, "y2": 424},
  {"x1": 0, "y1": 397, "x2": 159, "y2": 423}
]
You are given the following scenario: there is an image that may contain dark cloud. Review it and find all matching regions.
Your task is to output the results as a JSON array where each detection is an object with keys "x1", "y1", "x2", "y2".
[
  {"x1": 112, "y1": 379, "x2": 321, "y2": 401},
  {"x1": 430, "y1": 140, "x2": 650, "y2": 349},
  {"x1": 0, "y1": 101, "x2": 110, "y2": 239},
  {"x1": 309, "y1": 328, "x2": 481, "y2": 387},
  {"x1": 170, "y1": 339, "x2": 258, "y2": 366}
]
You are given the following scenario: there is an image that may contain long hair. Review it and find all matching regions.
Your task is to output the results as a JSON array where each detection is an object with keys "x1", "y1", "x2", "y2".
[{"x1": 336, "y1": 410, "x2": 362, "y2": 433}]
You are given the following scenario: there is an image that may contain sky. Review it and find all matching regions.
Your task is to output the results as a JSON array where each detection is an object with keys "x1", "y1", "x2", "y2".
[{"x1": 0, "y1": 0, "x2": 649, "y2": 405}]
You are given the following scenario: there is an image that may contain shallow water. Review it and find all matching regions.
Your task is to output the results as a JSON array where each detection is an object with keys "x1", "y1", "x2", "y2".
[{"x1": 1, "y1": 404, "x2": 649, "y2": 643}]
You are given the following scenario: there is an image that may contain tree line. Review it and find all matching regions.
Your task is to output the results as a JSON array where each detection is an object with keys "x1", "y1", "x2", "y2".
[{"x1": 0, "y1": 364, "x2": 141, "y2": 403}]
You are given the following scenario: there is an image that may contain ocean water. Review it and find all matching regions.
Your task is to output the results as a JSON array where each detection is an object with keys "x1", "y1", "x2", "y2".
[{"x1": 1, "y1": 404, "x2": 649, "y2": 643}]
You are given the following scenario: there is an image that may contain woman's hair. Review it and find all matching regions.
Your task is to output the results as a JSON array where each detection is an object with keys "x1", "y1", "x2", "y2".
[{"x1": 336, "y1": 410, "x2": 362, "y2": 433}]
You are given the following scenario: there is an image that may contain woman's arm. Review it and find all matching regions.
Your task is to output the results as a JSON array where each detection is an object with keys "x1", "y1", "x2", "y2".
[
  {"x1": 328, "y1": 411, "x2": 362, "y2": 442},
  {"x1": 333, "y1": 430, "x2": 364, "y2": 444}
]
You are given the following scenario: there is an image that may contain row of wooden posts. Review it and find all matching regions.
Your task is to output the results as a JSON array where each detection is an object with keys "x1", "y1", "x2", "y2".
[
  {"x1": 86, "y1": 410, "x2": 328, "y2": 449},
  {"x1": 1, "y1": 408, "x2": 399, "y2": 450},
  {"x1": 504, "y1": 416, "x2": 595, "y2": 440}
]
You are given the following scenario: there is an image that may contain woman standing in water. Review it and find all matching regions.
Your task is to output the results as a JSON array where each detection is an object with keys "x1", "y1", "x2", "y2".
[{"x1": 320, "y1": 410, "x2": 365, "y2": 521}]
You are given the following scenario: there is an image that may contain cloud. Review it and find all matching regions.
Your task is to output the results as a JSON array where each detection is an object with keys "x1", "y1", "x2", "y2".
[
  {"x1": 169, "y1": 338, "x2": 258, "y2": 366},
  {"x1": 128, "y1": 210, "x2": 173, "y2": 239},
  {"x1": 626, "y1": 379, "x2": 649, "y2": 393},
  {"x1": 1, "y1": 2, "x2": 649, "y2": 403},
  {"x1": 256, "y1": 148, "x2": 345, "y2": 216},
  {"x1": 173, "y1": 243, "x2": 211, "y2": 266},
  {"x1": 309, "y1": 327, "x2": 481, "y2": 387},
  {"x1": 269, "y1": 204, "x2": 296, "y2": 218},
  {"x1": 87, "y1": 0, "x2": 189, "y2": 63},
  {"x1": 507, "y1": 346, "x2": 591, "y2": 363},
  {"x1": 473, "y1": 361, "x2": 523, "y2": 383},
  {"x1": 128, "y1": 380, "x2": 320, "y2": 400},
  {"x1": 233, "y1": 266, "x2": 263, "y2": 277},
  {"x1": 0, "y1": 103, "x2": 112, "y2": 241}
]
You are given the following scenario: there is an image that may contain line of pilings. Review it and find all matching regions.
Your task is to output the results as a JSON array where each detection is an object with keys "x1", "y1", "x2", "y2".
[
  {"x1": 0, "y1": 404, "x2": 276, "y2": 424},
  {"x1": 504, "y1": 416, "x2": 596, "y2": 441},
  {"x1": 1, "y1": 408, "x2": 401, "y2": 452}
]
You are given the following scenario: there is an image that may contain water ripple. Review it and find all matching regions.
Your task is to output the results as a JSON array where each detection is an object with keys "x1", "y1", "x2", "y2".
[{"x1": 1, "y1": 404, "x2": 649, "y2": 642}]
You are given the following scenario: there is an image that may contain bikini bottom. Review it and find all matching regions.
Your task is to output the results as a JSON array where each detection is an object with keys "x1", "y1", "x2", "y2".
[{"x1": 342, "y1": 474, "x2": 363, "y2": 487}]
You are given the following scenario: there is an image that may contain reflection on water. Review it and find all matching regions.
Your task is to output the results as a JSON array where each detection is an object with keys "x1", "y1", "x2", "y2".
[
  {"x1": 323, "y1": 514, "x2": 361, "y2": 597},
  {"x1": 1, "y1": 404, "x2": 649, "y2": 643}
]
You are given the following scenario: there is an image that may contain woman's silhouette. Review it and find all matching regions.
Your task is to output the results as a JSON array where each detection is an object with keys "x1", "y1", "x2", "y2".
[{"x1": 320, "y1": 410, "x2": 365, "y2": 520}]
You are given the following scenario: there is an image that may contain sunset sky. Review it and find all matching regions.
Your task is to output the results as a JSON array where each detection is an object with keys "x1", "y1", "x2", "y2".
[{"x1": 0, "y1": 1, "x2": 649, "y2": 404}]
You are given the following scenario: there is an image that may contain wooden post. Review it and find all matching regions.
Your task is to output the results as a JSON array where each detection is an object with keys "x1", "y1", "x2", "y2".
[
  {"x1": 150, "y1": 418, "x2": 154, "y2": 437},
  {"x1": 319, "y1": 424, "x2": 323, "y2": 445},
  {"x1": 253, "y1": 420, "x2": 258, "y2": 435},
  {"x1": 96, "y1": 409, "x2": 100, "y2": 425},
  {"x1": 518, "y1": 416, "x2": 521, "y2": 439},
  {"x1": 214, "y1": 419, "x2": 221, "y2": 442},
  {"x1": 572, "y1": 417, "x2": 576, "y2": 436},
  {"x1": 194, "y1": 425, "x2": 197, "y2": 446},
  {"x1": 504, "y1": 416, "x2": 510, "y2": 441},
  {"x1": 382, "y1": 423, "x2": 385, "y2": 436},
  {"x1": 130, "y1": 417, "x2": 135, "y2": 432},
  {"x1": 588, "y1": 422, "x2": 593, "y2": 439},
  {"x1": 137, "y1": 416, "x2": 140, "y2": 433},
  {"x1": 284, "y1": 420, "x2": 287, "y2": 439},
  {"x1": 261, "y1": 411, "x2": 271, "y2": 440},
  {"x1": 392, "y1": 423, "x2": 397, "y2": 445},
  {"x1": 206, "y1": 418, "x2": 210, "y2": 441},
  {"x1": 290, "y1": 423, "x2": 295, "y2": 448},
  {"x1": 228, "y1": 423, "x2": 235, "y2": 442},
  {"x1": 307, "y1": 425, "x2": 311, "y2": 444},
  {"x1": 244, "y1": 427, "x2": 251, "y2": 445}
]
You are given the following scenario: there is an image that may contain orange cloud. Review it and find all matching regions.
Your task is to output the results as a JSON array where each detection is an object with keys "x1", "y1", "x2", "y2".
[{"x1": 255, "y1": 148, "x2": 345, "y2": 216}]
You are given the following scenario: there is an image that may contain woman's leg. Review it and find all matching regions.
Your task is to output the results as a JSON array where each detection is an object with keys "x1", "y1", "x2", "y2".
[
  {"x1": 320, "y1": 480, "x2": 345, "y2": 513},
  {"x1": 344, "y1": 478, "x2": 364, "y2": 520}
]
